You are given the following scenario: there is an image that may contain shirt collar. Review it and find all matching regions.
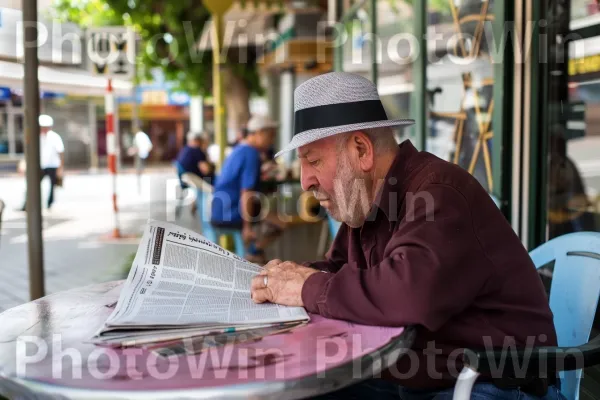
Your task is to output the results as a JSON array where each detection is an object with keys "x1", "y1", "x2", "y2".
[{"x1": 371, "y1": 140, "x2": 419, "y2": 221}]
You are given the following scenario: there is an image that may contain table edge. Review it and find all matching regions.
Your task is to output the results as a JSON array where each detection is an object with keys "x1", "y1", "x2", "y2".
[{"x1": 0, "y1": 327, "x2": 416, "y2": 400}]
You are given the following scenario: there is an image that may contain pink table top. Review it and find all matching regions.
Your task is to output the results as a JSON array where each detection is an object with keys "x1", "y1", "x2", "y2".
[{"x1": 0, "y1": 281, "x2": 413, "y2": 399}]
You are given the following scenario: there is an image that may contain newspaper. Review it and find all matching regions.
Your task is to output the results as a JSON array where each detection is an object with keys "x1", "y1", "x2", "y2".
[{"x1": 91, "y1": 220, "x2": 309, "y2": 346}]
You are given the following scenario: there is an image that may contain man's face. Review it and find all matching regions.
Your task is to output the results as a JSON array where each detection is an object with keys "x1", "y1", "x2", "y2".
[
  {"x1": 40, "y1": 127, "x2": 50, "y2": 135},
  {"x1": 299, "y1": 134, "x2": 373, "y2": 228},
  {"x1": 256, "y1": 128, "x2": 275, "y2": 151}
]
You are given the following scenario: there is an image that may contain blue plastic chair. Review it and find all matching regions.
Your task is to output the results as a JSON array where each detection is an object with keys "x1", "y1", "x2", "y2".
[
  {"x1": 454, "y1": 232, "x2": 600, "y2": 400},
  {"x1": 530, "y1": 232, "x2": 600, "y2": 400},
  {"x1": 181, "y1": 173, "x2": 245, "y2": 257},
  {"x1": 490, "y1": 193, "x2": 501, "y2": 208}
]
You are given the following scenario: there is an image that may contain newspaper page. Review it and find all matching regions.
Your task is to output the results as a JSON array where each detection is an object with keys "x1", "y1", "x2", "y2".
[{"x1": 98, "y1": 220, "x2": 309, "y2": 335}]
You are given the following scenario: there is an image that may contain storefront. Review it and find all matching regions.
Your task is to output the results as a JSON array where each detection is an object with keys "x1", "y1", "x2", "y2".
[
  {"x1": 333, "y1": 0, "x2": 600, "y2": 250},
  {"x1": 0, "y1": 6, "x2": 131, "y2": 170}
]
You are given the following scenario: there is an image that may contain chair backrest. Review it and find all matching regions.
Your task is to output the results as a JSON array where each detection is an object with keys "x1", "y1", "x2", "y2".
[
  {"x1": 490, "y1": 194, "x2": 501, "y2": 208},
  {"x1": 529, "y1": 231, "x2": 600, "y2": 400}
]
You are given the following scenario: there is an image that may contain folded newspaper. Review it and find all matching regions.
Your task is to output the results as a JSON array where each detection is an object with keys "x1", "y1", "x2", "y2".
[{"x1": 91, "y1": 220, "x2": 310, "y2": 347}]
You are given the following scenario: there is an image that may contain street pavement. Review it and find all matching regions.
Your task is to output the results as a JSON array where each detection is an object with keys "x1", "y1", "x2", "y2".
[{"x1": 0, "y1": 168, "x2": 200, "y2": 312}]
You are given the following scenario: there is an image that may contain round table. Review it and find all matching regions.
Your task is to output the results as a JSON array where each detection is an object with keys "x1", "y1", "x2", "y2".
[{"x1": 0, "y1": 281, "x2": 414, "y2": 399}]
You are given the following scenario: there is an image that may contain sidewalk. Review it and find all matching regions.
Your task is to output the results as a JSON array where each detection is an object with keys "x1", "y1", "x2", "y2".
[{"x1": 0, "y1": 170, "x2": 200, "y2": 312}]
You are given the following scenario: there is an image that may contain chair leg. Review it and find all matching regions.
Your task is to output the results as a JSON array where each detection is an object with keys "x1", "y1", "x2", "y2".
[{"x1": 452, "y1": 367, "x2": 479, "y2": 400}]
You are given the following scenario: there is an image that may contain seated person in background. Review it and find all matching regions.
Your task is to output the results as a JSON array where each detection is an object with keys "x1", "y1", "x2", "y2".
[
  {"x1": 175, "y1": 131, "x2": 215, "y2": 183},
  {"x1": 207, "y1": 127, "x2": 244, "y2": 165},
  {"x1": 260, "y1": 145, "x2": 279, "y2": 182},
  {"x1": 211, "y1": 115, "x2": 287, "y2": 264}
]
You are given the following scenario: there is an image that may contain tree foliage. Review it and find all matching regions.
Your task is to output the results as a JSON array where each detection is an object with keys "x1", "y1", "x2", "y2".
[{"x1": 50, "y1": 0, "x2": 263, "y2": 96}]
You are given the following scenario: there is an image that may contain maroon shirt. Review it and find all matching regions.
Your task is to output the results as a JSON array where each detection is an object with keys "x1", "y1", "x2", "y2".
[{"x1": 302, "y1": 140, "x2": 557, "y2": 389}]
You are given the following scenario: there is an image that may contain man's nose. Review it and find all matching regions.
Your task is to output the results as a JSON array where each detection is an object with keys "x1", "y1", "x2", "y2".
[{"x1": 300, "y1": 166, "x2": 316, "y2": 192}]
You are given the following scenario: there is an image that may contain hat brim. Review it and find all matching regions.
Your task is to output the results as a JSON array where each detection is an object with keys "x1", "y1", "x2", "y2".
[{"x1": 274, "y1": 119, "x2": 415, "y2": 158}]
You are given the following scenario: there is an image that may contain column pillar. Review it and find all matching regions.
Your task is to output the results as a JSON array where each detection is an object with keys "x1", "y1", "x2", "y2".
[
  {"x1": 279, "y1": 68, "x2": 295, "y2": 166},
  {"x1": 190, "y1": 95, "x2": 204, "y2": 132}
]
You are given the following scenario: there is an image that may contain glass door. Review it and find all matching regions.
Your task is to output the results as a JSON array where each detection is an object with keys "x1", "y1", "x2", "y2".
[{"x1": 539, "y1": 0, "x2": 600, "y2": 242}]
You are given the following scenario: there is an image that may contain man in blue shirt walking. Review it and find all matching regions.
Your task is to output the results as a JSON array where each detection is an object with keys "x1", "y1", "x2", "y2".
[{"x1": 211, "y1": 115, "x2": 286, "y2": 263}]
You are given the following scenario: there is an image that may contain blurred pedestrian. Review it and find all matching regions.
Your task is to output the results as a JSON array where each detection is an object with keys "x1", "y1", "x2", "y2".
[
  {"x1": 132, "y1": 129, "x2": 153, "y2": 174},
  {"x1": 20, "y1": 114, "x2": 65, "y2": 211}
]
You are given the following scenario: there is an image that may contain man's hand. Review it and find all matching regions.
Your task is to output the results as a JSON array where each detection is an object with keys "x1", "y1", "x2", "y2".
[
  {"x1": 199, "y1": 161, "x2": 213, "y2": 176},
  {"x1": 251, "y1": 259, "x2": 319, "y2": 307}
]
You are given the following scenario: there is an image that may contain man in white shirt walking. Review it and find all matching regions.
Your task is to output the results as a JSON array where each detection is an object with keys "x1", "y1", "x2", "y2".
[
  {"x1": 133, "y1": 129, "x2": 152, "y2": 169},
  {"x1": 20, "y1": 114, "x2": 65, "y2": 210}
]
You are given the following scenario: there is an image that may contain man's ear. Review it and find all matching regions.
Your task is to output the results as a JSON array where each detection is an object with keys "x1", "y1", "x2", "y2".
[{"x1": 350, "y1": 131, "x2": 374, "y2": 172}]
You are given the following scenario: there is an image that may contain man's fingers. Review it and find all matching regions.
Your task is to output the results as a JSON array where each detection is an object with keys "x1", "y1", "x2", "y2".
[
  {"x1": 251, "y1": 288, "x2": 272, "y2": 303},
  {"x1": 251, "y1": 275, "x2": 267, "y2": 291},
  {"x1": 264, "y1": 259, "x2": 283, "y2": 269}
]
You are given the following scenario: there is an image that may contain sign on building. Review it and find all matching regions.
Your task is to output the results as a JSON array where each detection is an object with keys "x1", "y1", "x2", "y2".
[{"x1": 86, "y1": 27, "x2": 136, "y2": 79}]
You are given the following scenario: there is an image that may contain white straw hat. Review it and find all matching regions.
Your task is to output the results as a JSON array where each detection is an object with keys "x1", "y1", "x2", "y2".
[
  {"x1": 275, "y1": 72, "x2": 414, "y2": 158},
  {"x1": 39, "y1": 114, "x2": 54, "y2": 128},
  {"x1": 247, "y1": 114, "x2": 278, "y2": 133}
]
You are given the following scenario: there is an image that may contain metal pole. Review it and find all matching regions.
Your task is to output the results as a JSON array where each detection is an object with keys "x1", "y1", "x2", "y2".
[
  {"x1": 132, "y1": 85, "x2": 142, "y2": 194},
  {"x1": 131, "y1": 41, "x2": 142, "y2": 192},
  {"x1": 23, "y1": 0, "x2": 45, "y2": 300},
  {"x1": 333, "y1": 0, "x2": 345, "y2": 72},
  {"x1": 369, "y1": 0, "x2": 378, "y2": 85},
  {"x1": 212, "y1": 13, "x2": 226, "y2": 171},
  {"x1": 411, "y1": 0, "x2": 427, "y2": 152},
  {"x1": 105, "y1": 79, "x2": 121, "y2": 238}
]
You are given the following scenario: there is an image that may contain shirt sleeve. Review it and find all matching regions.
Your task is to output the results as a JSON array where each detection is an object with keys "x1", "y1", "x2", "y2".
[
  {"x1": 301, "y1": 183, "x2": 492, "y2": 331},
  {"x1": 240, "y1": 149, "x2": 261, "y2": 191},
  {"x1": 53, "y1": 132, "x2": 65, "y2": 153}
]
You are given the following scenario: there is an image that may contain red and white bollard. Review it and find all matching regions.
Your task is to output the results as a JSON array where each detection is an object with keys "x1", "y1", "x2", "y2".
[{"x1": 105, "y1": 79, "x2": 121, "y2": 238}]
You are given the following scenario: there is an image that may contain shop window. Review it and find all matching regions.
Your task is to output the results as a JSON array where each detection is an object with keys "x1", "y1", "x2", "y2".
[
  {"x1": 342, "y1": 1, "x2": 414, "y2": 143},
  {"x1": 426, "y1": 0, "x2": 495, "y2": 192},
  {"x1": 547, "y1": 26, "x2": 600, "y2": 238}
]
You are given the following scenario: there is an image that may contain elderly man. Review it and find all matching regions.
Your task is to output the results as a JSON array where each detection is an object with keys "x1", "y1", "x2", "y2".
[{"x1": 250, "y1": 73, "x2": 562, "y2": 399}]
